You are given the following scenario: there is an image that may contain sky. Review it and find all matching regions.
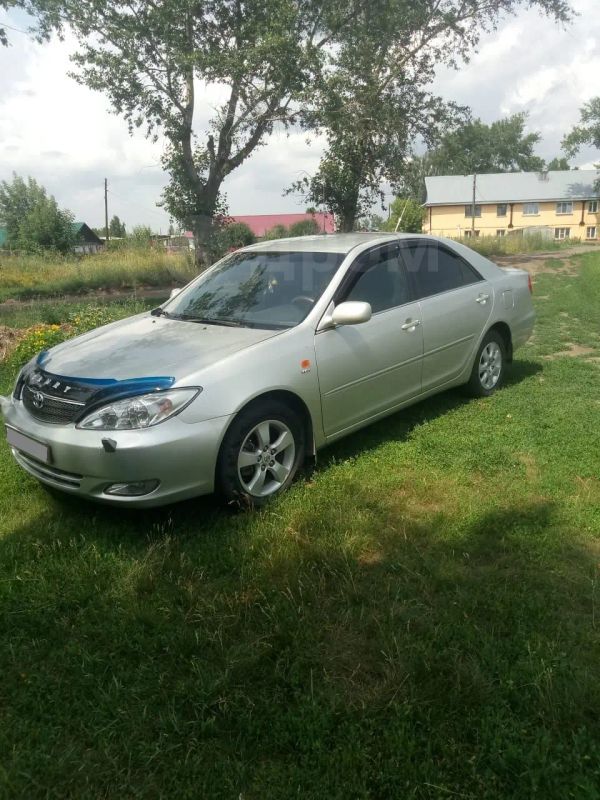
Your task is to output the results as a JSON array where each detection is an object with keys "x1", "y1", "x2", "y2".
[{"x1": 0, "y1": 0, "x2": 598, "y2": 231}]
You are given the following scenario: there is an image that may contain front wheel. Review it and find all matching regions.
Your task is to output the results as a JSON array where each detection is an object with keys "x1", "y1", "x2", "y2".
[
  {"x1": 216, "y1": 401, "x2": 305, "y2": 507},
  {"x1": 465, "y1": 331, "x2": 507, "y2": 397}
]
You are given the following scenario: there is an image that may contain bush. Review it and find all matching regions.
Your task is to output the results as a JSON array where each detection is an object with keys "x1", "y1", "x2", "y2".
[
  {"x1": 264, "y1": 224, "x2": 290, "y2": 240},
  {"x1": 220, "y1": 221, "x2": 256, "y2": 250},
  {"x1": 288, "y1": 218, "x2": 321, "y2": 236}
]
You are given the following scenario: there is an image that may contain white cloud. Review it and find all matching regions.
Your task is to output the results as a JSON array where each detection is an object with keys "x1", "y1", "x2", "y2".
[{"x1": 0, "y1": 0, "x2": 599, "y2": 228}]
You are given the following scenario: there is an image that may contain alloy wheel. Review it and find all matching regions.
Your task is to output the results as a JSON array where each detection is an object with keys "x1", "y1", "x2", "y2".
[
  {"x1": 479, "y1": 341, "x2": 502, "y2": 390},
  {"x1": 237, "y1": 419, "x2": 296, "y2": 498}
]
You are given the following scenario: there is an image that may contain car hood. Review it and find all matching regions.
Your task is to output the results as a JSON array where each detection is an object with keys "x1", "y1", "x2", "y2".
[{"x1": 40, "y1": 313, "x2": 281, "y2": 381}]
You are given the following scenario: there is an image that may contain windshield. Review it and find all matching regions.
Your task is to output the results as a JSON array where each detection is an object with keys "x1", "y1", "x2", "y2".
[{"x1": 164, "y1": 250, "x2": 344, "y2": 329}]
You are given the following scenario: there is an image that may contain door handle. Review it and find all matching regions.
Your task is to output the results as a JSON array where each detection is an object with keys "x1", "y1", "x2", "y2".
[
  {"x1": 401, "y1": 319, "x2": 421, "y2": 331},
  {"x1": 476, "y1": 293, "x2": 490, "y2": 304}
]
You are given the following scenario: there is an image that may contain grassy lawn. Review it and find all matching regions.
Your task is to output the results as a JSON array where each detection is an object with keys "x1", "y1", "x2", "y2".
[{"x1": 0, "y1": 253, "x2": 599, "y2": 798}]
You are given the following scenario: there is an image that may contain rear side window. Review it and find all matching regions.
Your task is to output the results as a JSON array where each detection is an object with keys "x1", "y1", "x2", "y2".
[
  {"x1": 344, "y1": 245, "x2": 411, "y2": 313},
  {"x1": 401, "y1": 243, "x2": 482, "y2": 300}
]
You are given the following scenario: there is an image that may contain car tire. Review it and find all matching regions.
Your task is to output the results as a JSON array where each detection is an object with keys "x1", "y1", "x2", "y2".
[
  {"x1": 216, "y1": 401, "x2": 305, "y2": 507},
  {"x1": 465, "y1": 330, "x2": 507, "y2": 398}
]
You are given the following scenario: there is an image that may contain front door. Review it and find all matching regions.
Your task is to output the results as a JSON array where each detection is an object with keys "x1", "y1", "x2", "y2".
[{"x1": 315, "y1": 244, "x2": 423, "y2": 437}]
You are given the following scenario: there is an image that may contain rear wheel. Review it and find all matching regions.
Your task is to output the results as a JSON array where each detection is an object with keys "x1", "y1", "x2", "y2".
[
  {"x1": 465, "y1": 330, "x2": 507, "y2": 397},
  {"x1": 216, "y1": 401, "x2": 305, "y2": 507}
]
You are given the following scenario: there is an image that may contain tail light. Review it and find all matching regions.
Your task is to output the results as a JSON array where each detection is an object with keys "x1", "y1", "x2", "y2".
[{"x1": 527, "y1": 273, "x2": 533, "y2": 294}]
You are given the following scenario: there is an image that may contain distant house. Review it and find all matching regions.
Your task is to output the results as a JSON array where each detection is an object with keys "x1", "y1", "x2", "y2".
[
  {"x1": 231, "y1": 212, "x2": 336, "y2": 237},
  {"x1": 71, "y1": 222, "x2": 104, "y2": 254},
  {"x1": 0, "y1": 222, "x2": 104, "y2": 253},
  {"x1": 423, "y1": 170, "x2": 600, "y2": 241},
  {"x1": 182, "y1": 211, "x2": 336, "y2": 246}
]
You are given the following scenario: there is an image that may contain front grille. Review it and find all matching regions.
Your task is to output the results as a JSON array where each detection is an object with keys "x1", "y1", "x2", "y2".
[
  {"x1": 22, "y1": 384, "x2": 84, "y2": 425},
  {"x1": 13, "y1": 450, "x2": 82, "y2": 488}
]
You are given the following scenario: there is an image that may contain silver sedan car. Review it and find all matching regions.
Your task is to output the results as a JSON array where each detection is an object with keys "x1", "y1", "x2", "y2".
[{"x1": 1, "y1": 233, "x2": 534, "y2": 507}]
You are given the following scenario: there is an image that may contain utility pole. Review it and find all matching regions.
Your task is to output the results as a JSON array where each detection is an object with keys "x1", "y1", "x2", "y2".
[
  {"x1": 104, "y1": 178, "x2": 109, "y2": 242},
  {"x1": 471, "y1": 173, "x2": 477, "y2": 235}
]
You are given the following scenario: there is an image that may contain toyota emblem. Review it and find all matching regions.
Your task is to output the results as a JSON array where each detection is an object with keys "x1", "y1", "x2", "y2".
[{"x1": 32, "y1": 391, "x2": 45, "y2": 409}]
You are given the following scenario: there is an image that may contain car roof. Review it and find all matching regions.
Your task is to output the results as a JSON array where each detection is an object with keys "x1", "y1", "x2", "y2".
[{"x1": 240, "y1": 232, "x2": 433, "y2": 255}]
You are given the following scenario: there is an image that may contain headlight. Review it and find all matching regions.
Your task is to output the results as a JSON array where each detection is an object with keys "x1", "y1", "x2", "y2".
[{"x1": 76, "y1": 388, "x2": 200, "y2": 430}]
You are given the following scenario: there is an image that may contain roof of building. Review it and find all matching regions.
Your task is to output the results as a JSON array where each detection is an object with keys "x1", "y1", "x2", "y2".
[
  {"x1": 424, "y1": 170, "x2": 600, "y2": 206},
  {"x1": 71, "y1": 222, "x2": 103, "y2": 243},
  {"x1": 229, "y1": 212, "x2": 336, "y2": 237}
]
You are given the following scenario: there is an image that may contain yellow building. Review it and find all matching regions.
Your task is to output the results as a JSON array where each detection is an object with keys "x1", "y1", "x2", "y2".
[{"x1": 423, "y1": 170, "x2": 600, "y2": 241}]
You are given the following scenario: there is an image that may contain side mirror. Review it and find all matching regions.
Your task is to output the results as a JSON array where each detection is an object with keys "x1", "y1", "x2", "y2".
[
  {"x1": 169, "y1": 288, "x2": 181, "y2": 300},
  {"x1": 331, "y1": 301, "x2": 372, "y2": 327}
]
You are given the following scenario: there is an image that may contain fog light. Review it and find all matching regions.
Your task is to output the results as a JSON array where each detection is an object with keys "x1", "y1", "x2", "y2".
[{"x1": 104, "y1": 479, "x2": 160, "y2": 497}]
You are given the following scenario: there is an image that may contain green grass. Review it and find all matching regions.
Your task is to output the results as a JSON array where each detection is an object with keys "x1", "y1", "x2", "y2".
[
  {"x1": 0, "y1": 253, "x2": 600, "y2": 798},
  {"x1": 0, "y1": 247, "x2": 196, "y2": 302},
  {"x1": 463, "y1": 233, "x2": 588, "y2": 257}
]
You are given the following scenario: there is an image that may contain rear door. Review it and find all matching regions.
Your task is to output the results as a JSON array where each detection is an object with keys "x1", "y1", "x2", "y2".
[
  {"x1": 315, "y1": 243, "x2": 423, "y2": 437},
  {"x1": 401, "y1": 241, "x2": 493, "y2": 392}
]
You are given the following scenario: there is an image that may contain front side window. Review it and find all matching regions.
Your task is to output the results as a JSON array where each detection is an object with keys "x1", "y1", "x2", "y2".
[
  {"x1": 344, "y1": 246, "x2": 411, "y2": 313},
  {"x1": 497, "y1": 204, "x2": 507, "y2": 217},
  {"x1": 166, "y1": 250, "x2": 343, "y2": 329},
  {"x1": 401, "y1": 243, "x2": 482, "y2": 300},
  {"x1": 554, "y1": 227, "x2": 570, "y2": 240},
  {"x1": 464, "y1": 205, "x2": 482, "y2": 218},
  {"x1": 588, "y1": 200, "x2": 598, "y2": 213},
  {"x1": 586, "y1": 226, "x2": 597, "y2": 239},
  {"x1": 523, "y1": 203, "x2": 539, "y2": 216},
  {"x1": 556, "y1": 201, "x2": 573, "y2": 215}
]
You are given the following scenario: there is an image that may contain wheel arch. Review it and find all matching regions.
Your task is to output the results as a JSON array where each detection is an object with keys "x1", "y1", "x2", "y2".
[
  {"x1": 217, "y1": 389, "x2": 316, "y2": 462},
  {"x1": 487, "y1": 321, "x2": 513, "y2": 363}
]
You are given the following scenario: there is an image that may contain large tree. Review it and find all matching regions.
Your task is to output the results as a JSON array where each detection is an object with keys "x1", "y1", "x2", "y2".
[
  {"x1": 294, "y1": 0, "x2": 570, "y2": 229},
  {"x1": 0, "y1": 174, "x2": 75, "y2": 253},
  {"x1": 22, "y1": 0, "x2": 358, "y2": 264},
  {"x1": 563, "y1": 97, "x2": 600, "y2": 189},
  {"x1": 399, "y1": 113, "x2": 546, "y2": 203}
]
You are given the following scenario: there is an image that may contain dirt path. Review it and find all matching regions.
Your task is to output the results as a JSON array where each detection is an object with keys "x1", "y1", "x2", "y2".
[{"x1": 494, "y1": 245, "x2": 598, "y2": 276}]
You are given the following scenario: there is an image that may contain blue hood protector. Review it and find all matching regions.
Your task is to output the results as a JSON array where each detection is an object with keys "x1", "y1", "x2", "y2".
[{"x1": 23, "y1": 355, "x2": 176, "y2": 416}]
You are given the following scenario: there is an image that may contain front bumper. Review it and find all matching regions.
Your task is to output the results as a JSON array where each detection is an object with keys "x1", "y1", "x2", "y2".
[{"x1": 1, "y1": 394, "x2": 232, "y2": 508}]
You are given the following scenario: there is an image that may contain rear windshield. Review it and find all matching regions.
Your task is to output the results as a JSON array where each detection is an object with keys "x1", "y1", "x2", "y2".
[{"x1": 165, "y1": 250, "x2": 344, "y2": 329}]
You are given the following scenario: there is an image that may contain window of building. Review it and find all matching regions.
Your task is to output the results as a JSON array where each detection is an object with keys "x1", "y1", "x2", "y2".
[
  {"x1": 464, "y1": 205, "x2": 482, "y2": 218},
  {"x1": 401, "y1": 244, "x2": 482, "y2": 300},
  {"x1": 588, "y1": 200, "x2": 598, "y2": 213},
  {"x1": 556, "y1": 201, "x2": 573, "y2": 215},
  {"x1": 344, "y1": 246, "x2": 411, "y2": 313},
  {"x1": 496, "y1": 229, "x2": 506, "y2": 237},
  {"x1": 463, "y1": 230, "x2": 480, "y2": 238},
  {"x1": 523, "y1": 203, "x2": 539, "y2": 216},
  {"x1": 497, "y1": 204, "x2": 508, "y2": 217},
  {"x1": 554, "y1": 227, "x2": 570, "y2": 240},
  {"x1": 586, "y1": 226, "x2": 597, "y2": 240}
]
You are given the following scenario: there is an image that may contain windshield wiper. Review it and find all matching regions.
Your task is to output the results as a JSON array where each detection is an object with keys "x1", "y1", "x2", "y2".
[
  {"x1": 178, "y1": 315, "x2": 250, "y2": 328},
  {"x1": 151, "y1": 307, "x2": 171, "y2": 317}
]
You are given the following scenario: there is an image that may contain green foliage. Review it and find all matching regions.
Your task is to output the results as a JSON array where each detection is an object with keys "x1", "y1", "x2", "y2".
[
  {"x1": 108, "y1": 215, "x2": 126, "y2": 238},
  {"x1": 264, "y1": 224, "x2": 290, "y2": 240},
  {"x1": 288, "y1": 218, "x2": 321, "y2": 236},
  {"x1": 383, "y1": 198, "x2": 424, "y2": 233},
  {"x1": 546, "y1": 156, "x2": 571, "y2": 170},
  {"x1": 399, "y1": 114, "x2": 544, "y2": 202},
  {"x1": 219, "y1": 221, "x2": 256, "y2": 250},
  {"x1": 128, "y1": 225, "x2": 153, "y2": 247},
  {"x1": 563, "y1": 97, "x2": 600, "y2": 156},
  {"x1": 0, "y1": 174, "x2": 75, "y2": 253}
]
